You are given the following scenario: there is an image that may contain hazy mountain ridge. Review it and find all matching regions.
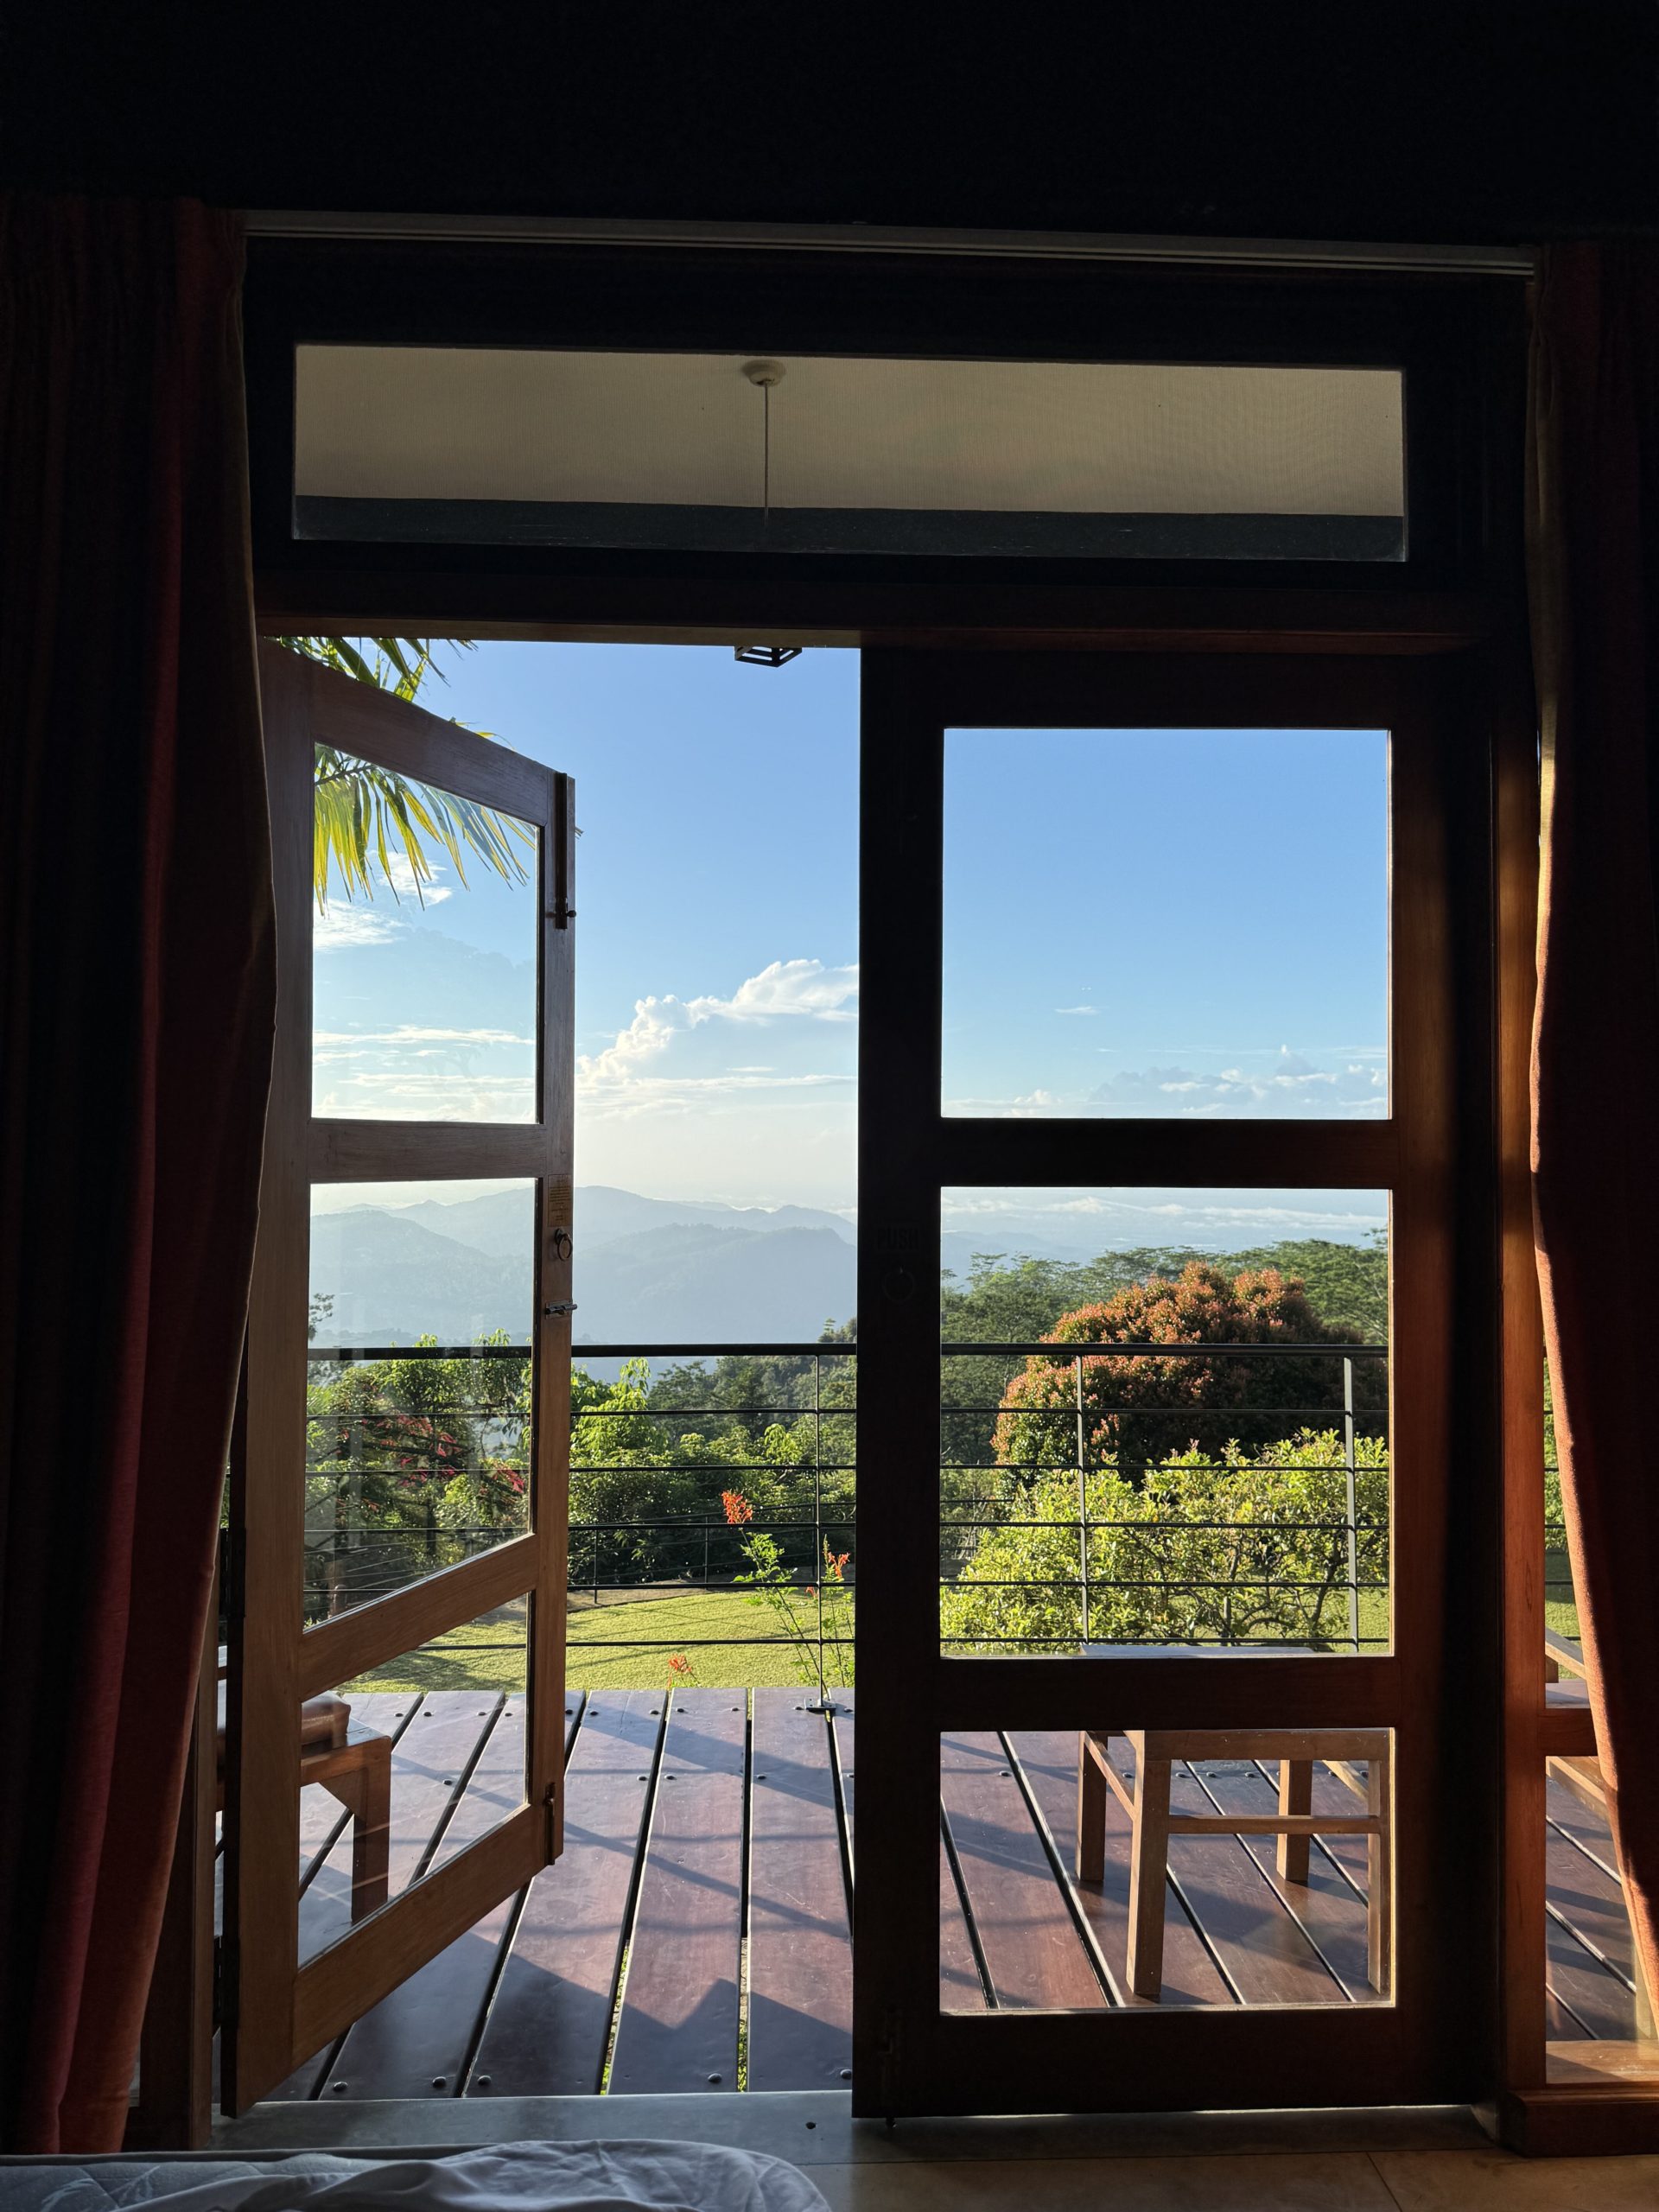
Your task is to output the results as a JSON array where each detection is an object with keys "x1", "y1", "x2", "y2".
[
  {"x1": 310, "y1": 1185, "x2": 1379, "y2": 1349},
  {"x1": 311, "y1": 1187, "x2": 858, "y2": 1346}
]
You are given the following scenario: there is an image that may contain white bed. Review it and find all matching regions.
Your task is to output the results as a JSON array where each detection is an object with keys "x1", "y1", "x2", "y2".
[{"x1": 0, "y1": 2140, "x2": 831, "y2": 2212}]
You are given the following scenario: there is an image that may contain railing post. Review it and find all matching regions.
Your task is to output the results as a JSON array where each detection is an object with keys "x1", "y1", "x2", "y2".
[
  {"x1": 1344, "y1": 1353, "x2": 1360, "y2": 1653},
  {"x1": 1075, "y1": 1351, "x2": 1090, "y2": 1653},
  {"x1": 808, "y1": 1348, "x2": 838, "y2": 1712}
]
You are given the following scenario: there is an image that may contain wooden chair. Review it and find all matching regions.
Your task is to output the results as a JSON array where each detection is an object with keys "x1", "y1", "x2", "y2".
[
  {"x1": 216, "y1": 1681, "x2": 391, "y2": 1923},
  {"x1": 1077, "y1": 1725, "x2": 1391, "y2": 1999}
]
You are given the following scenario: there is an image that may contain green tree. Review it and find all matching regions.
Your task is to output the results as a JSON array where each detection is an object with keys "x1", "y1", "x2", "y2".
[
  {"x1": 304, "y1": 1338, "x2": 531, "y2": 1618},
  {"x1": 940, "y1": 1430, "x2": 1389, "y2": 1653},
  {"x1": 567, "y1": 1359, "x2": 854, "y2": 1592}
]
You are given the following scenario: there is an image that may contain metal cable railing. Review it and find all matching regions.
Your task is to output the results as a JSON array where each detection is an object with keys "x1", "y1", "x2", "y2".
[{"x1": 301, "y1": 1335, "x2": 1397, "y2": 1672}]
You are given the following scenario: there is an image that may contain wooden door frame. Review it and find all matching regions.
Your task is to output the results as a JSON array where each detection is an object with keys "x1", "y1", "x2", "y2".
[
  {"x1": 140, "y1": 594, "x2": 1581, "y2": 2145},
  {"x1": 851, "y1": 645, "x2": 1503, "y2": 2118},
  {"x1": 218, "y1": 644, "x2": 575, "y2": 2112}
]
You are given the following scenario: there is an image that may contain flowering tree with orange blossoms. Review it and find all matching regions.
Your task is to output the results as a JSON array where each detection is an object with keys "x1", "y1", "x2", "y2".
[{"x1": 993, "y1": 1262, "x2": 1383, "y2": 1484}]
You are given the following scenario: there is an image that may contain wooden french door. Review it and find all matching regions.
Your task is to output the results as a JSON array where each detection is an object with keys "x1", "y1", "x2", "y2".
[
  {"x1": 222, "y1": 645, "x2": 575, "y2": 2110},
  {"x1": 852, "y1": 648, "x2": 1499, "y2": 2117}
]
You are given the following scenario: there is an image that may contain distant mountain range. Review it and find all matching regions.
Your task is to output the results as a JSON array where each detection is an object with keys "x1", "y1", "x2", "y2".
[
  {"x1": 309, "y1": 1185, "x2": 858, "y2": 1348},
  {"x1": 308, "y1": 1183, "x2": 1380, "y2": 1351}
]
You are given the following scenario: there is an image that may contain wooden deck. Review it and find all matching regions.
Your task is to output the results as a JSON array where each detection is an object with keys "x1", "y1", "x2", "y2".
[{"x1": 262, "y1": 1684, "x2": 1644, "y2": 2105}]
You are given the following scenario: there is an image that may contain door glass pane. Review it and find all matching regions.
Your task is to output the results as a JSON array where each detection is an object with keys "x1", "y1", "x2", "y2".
[
  {"x1": 295, "y1": 346, "x2": 1404, "y2": 563},
  {"x1": 313, "y1": 746, "x2": 538, "y2": 1122},
  {"x1": 297, "y1": 1607, "x2": 529, "y2": 1964},
  {"x1": 939, "y1": 1723, "x2": 1393, "y2": 2012},
  {"x1": 940, "y1": 1187, "x2": 1390, "y2": 1657},
  {"x1": 307, "y1": 1181, "x2": 534, "y2": 1621},
  {"x1": 942, "y1": 726, "x2": 1388, "y2": 1117}
]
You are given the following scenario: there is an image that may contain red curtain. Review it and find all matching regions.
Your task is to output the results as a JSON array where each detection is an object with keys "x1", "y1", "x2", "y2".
[
  {"x1": 1529, "y1": 243, "x2": 1659, "y2": 2012},
  {"x1": 0, "y1": 200, "x2": 274, "y2": 2151}
]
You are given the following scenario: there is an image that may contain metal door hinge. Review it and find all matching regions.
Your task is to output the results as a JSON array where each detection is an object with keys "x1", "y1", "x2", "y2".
[{"x1": 543, "y1": 1301, "x2": 578, "y2": 1318}]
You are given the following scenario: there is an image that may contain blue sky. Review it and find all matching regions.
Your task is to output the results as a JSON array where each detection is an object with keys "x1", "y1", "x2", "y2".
[{"x1": 311, "y1": 644, "x2": 1388, "y2": 1230}]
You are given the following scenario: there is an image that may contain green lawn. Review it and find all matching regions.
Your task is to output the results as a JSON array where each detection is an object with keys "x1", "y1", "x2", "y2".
[
  {"x1": 342, "y1": 1589, "x2": 853, "y2": 1695},
  {"x1": 340, "y1": 1579, "x2": 1579, "y2": 1699}
]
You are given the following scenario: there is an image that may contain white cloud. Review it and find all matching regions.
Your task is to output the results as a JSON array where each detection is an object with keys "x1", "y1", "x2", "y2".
[
  {"x1": 314, "y1": 905, "x2": 404, "y2": 950},
  {"x1": 947, "y1": 1044, "x2": 1387, "y2": 1121},
  {"x1": 312, "y1": 855, "x2": 454, "y2": 949},
  {"x1": 379, "y1": 851, "x2": 454, "y2": 906},
  {"x1": 1054, "y1": 1005, "x2": 1097, "y2": 1016},
  {"x1": 315, "y1": 1025, "x2": 531, "y2": 1055},
  {"x1": 580, "y1": 959, "x2": 859, "y2": 1103},
  {"x1": 687, "y1": 958, "x2": 859, "y2": 1025}
]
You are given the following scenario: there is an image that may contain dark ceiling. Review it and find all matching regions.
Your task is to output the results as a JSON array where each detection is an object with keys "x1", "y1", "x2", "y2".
[{"x1": 3, "y1": 3, "x2": 1656, "y2": 243}]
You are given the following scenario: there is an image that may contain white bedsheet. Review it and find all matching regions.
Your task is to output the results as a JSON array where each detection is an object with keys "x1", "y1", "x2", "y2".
[{"x1": 43, "y1": 2143, "x2": 830, "y2": 2212}]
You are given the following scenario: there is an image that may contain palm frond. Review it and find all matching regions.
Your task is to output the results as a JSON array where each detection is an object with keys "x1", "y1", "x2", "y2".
[{"x1": 275, "y1": 637, "x2": 531, "y2": 909}]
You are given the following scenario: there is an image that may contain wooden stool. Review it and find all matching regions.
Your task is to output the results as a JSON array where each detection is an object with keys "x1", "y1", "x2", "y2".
[
  {"x1": 217, "y1": 1688, "x2": 391, "y2": 1923},
  {"x1": 1077, "y1": 1726, "x2": 1391, "y2": 1999}
]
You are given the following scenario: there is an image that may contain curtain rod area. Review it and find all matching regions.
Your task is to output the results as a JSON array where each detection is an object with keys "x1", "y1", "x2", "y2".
[{"x1": 244, "y1": 209, "x2": 1535, "y2": 278}]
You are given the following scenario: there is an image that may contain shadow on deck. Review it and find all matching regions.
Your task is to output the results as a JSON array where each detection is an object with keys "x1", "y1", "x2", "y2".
[{"x1": 259, "y1": 1683, "x2": 1645, "y2": 2107}]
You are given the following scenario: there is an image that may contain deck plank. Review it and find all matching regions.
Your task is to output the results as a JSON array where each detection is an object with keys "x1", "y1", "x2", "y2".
[
  {"x1": 1160, "y1": 1758, "x2": 1344, "y2": 2005},
  {"x1": 1546, "y1": 1776, "x2": 1624, "y2": 1881},
  {"x1": 939, "y1": 1833, "x2": 988, "y2": 2007},
  {"x1": 1193, "y1": 1759, "x2": 1377, "y2": 2002},
  {"x1": 747, "y1": 1691, "x2": 853, "y2": 2091},
  {"x1": 321, "y1": 1697, "x2": 543, "y2": 2101},
  {"x1": 298, "y1": 1689, "x2": 504, "y2": 1968},
  {"x1": 427, "y1": 1696, "x2": 529, "y2": 1873},
  {"x1": 1008, "y1": 1728, "x2": 1230, "y2": 2007},
  {"x1": 1545, "y1": 1821, "x2": 1641, "y2": 1990},
  {"x1": 467, "y1": 1689, "x2": 661, "y2": 2098},
  {"x1": 275, "y1": 1692, "x2": 502, "y2": 2099},
  {"x1": 940, "y1": 1730, "x2": 1105, "y2": 2011},
  {"x1": 1545, "y1": 1907, "x2": 1637, "y2": 2039},
  {"x1": 833, "y1": 1696, "x2": 974, "y2": 2012},
  {"x1": 607, "y1": 1688, "x2": 748, "y2": 2094}
]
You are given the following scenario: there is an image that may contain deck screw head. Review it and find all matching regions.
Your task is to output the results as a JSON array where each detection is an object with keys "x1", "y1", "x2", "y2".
[
  {"x1": 708, "y1": 2073, "x2": 722, "y2": 2083},
  {"x1": 331, "y1": 2080, "x2": 347, "y2": 2092},
  {"x1": 432, "y1": 2075, "x2": 447, "y2": 2088},
  {"x1": 841, "y1": 2069, "x2": 852, "y2": 2080},
  {"x1": 476, "y1": 2075, "x2": 492, "y2": 2088}
]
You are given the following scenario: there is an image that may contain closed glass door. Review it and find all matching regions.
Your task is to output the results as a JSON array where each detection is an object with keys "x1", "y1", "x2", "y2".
[{"x1": 853, "y1": 649, "x2": 1495, "y2": 2116}]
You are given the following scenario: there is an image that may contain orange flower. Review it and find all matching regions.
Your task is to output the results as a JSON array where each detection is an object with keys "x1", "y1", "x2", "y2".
[
  {"x1": 721, "y1": 1489, "x2": 753, "y2": 1525},
  {"x1": 667, "y1": 1653, "x2": 694, "y2": 1681}
]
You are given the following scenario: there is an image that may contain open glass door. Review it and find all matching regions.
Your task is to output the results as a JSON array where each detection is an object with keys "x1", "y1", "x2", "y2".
[
  {"x1": 221, "y1": 644, "x2": 575, "y2": 2110},
  {"x1": 854, "y1": 649, "x2": 1495, "y2": 2116}
]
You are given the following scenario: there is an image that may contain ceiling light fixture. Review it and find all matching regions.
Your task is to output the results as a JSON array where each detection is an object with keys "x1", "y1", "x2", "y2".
[
  {"x1": 734, "y1": 363, "x2": 800, "y2": 665},
  {"x1": 741, "y1": 357, "x2": 785, "y2": 525}
]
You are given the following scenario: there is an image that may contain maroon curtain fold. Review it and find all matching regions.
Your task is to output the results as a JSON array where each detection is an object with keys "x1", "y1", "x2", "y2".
[
  {"x1": 1529, "y1": 241, "x2": 1659, "y2": 2012},
  {"x1": 0, "y1": 198, "x2": 274, "y2": 2151}
]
